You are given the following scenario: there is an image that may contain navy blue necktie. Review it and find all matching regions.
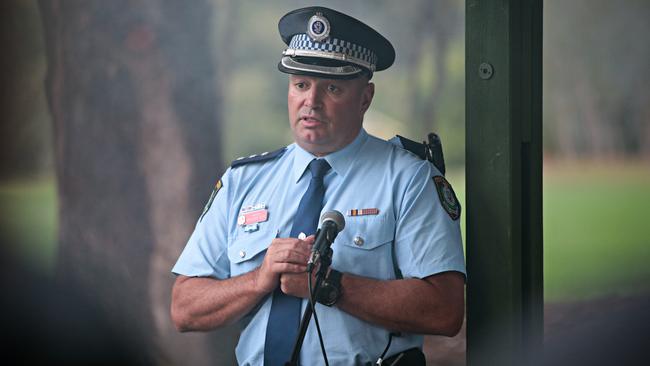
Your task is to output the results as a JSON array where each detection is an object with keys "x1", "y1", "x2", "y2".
[{"x1": 264, "y1": 159, "x2": 331, "y2": 365}]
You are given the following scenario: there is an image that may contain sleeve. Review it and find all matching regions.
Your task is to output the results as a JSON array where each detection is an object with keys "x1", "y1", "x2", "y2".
[
  {"x1": 393, "y1": 162, "x2": 466, "y2": 280},
  {"x1": 171, "y1": 168, "x2": 234, "y2": 279}
]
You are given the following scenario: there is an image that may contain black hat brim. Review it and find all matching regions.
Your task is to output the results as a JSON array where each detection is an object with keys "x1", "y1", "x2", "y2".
[{"x1": 277, "y1": 56, "x2": 372, "y2": 80}]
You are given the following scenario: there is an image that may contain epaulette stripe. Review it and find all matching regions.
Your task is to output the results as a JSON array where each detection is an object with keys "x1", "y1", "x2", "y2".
[{"x1": 231, "y1": 147, "x2": 287, "y2": 168}]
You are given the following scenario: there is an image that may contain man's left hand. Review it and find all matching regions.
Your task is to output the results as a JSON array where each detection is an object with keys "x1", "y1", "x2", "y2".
[{"x1": 279, "y1": 271, "x2": 316, "y2": 299}]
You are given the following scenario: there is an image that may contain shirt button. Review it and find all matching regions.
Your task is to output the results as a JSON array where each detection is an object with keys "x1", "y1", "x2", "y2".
[
  {"x1": 239, "y1": 250, "x2": 246, "y2": 258},
  {"x1": 353, "y1": 236, "x2": 364, "y2": 246}
]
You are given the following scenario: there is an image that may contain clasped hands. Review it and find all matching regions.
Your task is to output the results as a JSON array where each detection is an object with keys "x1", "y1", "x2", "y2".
[{"x1": 255, "y1": 235, "x2": 317, "y2": 299}]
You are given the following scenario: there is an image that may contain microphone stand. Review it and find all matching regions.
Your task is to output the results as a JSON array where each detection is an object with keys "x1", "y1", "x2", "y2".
[{"x1": 285, "y1": 247, "x2": 333, "y2": 366}]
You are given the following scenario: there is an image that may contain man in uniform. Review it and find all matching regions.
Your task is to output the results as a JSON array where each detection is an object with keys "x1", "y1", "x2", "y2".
[{"x1": 171, "y1": 6, "x2": 466, "y2": 365}]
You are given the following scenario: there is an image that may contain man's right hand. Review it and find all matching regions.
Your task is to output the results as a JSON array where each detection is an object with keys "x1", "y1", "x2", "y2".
[{"x1": 254, "y1": 236, "x2": 314, "y2": 294}]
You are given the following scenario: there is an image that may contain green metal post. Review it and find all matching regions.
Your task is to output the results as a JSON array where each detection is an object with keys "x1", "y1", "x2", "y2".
[{"x1": 466, "y1": 1, "x2": 543, "y2": 365}]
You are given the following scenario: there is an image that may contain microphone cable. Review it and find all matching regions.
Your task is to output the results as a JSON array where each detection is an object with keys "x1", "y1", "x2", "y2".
[
  {"x1": 376, "y1": 332, "x2": 401, "y2": 365},
  {"x1": 308, "y1": 269, "x2": 329, "y2": 366}
]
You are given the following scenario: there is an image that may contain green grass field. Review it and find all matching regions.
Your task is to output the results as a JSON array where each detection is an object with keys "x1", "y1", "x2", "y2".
[
  {"x1": 0, "y1": 179, "x2": 57, "y2": 272},
  {"x1": 1, "y1": 161, "x2": 649, "y2": 302},
  {"x1": 542, "y1": 162, "x2": 650, "y2": 301}
]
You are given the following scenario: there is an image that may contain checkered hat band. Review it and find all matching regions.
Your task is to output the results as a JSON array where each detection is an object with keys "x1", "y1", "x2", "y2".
[{"x1": 288, "y1": 34, "x2": 378, "y2": 67}]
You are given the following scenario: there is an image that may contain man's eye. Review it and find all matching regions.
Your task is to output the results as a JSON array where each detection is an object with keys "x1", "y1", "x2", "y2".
[
  {"x1": 327, "y1": 85, "x2": 340, "y2": 93},
  {"x1": 295, "y1": 82, "x2": 307, "y2": 89}
]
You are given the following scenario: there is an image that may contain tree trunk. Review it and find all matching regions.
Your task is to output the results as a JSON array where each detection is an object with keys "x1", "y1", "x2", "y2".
[
  {"x1": 0, "y1": 0, "x2": 53, "y2": 180},
  {"x1": 38, "y1": 1, "x2": 236, "y2": 364}
]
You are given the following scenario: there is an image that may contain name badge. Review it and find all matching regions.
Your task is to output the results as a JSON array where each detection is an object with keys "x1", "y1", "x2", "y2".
[{"x1": 238, "y1": 203, "x2": 268, "y2": 232}]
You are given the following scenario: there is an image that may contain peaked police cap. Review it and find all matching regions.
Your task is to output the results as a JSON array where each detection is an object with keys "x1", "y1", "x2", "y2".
[{"x1": 278, "y1": 6, "x2": 395, "y2": 79}]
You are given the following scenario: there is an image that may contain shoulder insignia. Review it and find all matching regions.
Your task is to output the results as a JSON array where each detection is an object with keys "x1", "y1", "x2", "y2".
[
  {"x1": 433, "y1": 175, "x2": 460, "y2": 220},
  {"x1": 230, "y1": 147, "x2": 287, "y2": 168},
  {"x1": 200, "y1": 179, "x2": 222, "y2": 222}
]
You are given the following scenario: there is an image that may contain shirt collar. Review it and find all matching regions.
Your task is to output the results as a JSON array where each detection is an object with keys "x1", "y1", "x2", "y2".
[{"x1": 292, "y1": 128, "x2": 369, "y2": 183}]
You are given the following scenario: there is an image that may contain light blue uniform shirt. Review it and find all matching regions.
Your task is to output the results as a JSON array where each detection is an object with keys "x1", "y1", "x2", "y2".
[{"x1": 172, "y1": 129, "x2": 466, "y2": 365}]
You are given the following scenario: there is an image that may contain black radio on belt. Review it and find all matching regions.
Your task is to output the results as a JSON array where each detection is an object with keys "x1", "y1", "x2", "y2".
[{"x1": 381, "y1": 347, "x2": 426, "y2": 365}]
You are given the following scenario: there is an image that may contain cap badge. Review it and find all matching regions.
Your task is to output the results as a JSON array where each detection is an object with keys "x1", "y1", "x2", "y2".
[{"x1": 307, "y1": 12, "x2": 330, "y2": 42}]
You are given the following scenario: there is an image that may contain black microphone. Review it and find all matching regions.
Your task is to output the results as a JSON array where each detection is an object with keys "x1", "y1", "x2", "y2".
[{"x1": 307, "y1": 210, "x2": 345, "y2": 273}]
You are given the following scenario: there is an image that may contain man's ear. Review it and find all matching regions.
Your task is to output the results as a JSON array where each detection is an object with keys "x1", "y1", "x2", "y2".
[{"x1": 360, "y1": 82, "x2": 375, "y2": 114}]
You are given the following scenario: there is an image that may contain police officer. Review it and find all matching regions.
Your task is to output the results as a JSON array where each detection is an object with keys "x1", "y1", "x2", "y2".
[{"x1": 171, "y1": 6, "x2": 466, "y2": 366}]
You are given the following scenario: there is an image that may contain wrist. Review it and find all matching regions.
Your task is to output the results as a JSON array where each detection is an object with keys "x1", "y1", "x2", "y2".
[
  {"x1": 315, "y1": 268, "x2": 343, "y2": 306},
  {"x1": 251, "y1": 267, "x2": 273, "y2": 296}
]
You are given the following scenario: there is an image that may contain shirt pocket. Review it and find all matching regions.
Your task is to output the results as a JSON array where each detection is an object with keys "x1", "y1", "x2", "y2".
[
  {"x1": 227, "y1": 229, "x2": 275, "y2": 277},
  {"x1": 332, "y1": 213, "x2": 396, "y2": 279}
]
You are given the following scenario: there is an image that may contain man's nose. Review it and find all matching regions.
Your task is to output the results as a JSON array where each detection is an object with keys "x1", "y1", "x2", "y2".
[{"x1": 304, "y1": 86, "x2": 323, "y2": 108}]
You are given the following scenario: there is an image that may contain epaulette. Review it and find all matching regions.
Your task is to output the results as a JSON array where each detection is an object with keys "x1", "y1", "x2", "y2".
[
  {"x1": 231, "y1": 147, "x2": 287, "y2": 168},
  {"x1": 389, "y1": 135, "x2": 427, "y2": 160},
  {"x1": 388, "y1": 134, "x2": 446, "y2": 175}
]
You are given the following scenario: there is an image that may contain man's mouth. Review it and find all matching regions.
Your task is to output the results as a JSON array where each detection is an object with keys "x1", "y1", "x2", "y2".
[{"x1": 299, "y1": 115, "x2": 325, "y2": 126}]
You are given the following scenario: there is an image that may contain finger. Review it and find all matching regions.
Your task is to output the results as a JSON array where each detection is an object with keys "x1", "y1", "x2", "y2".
[
  {"x1": 294, "y1": 244, "x2": 313, "y2": 257},
  {"x1": 280, "y1": 274, "x2": 309, "y2": 296},
  {"x1": 270, "y1": 248, "x2": 311, "y2": 264},
  {"x1": 273, "y1": 262, "x2": 307, "y2": 274},
  {"x1": 280, "y1": 272, "x2": 304, "y2": 283},
  {"x1": 269, "y1": 237, "x2": 307, "y2": 252},
  {"x1": 280, "y1": 272, "x2": 307, "y2": 286},
  {"x1": 266, "y1": 242, "x2": 312, "y2": 267},
  {"x1": 270, "y1": 237, "x2": 299, "y2": 245},
  {"x1": 280, "y1": 273, "x2": 301, "y2": 284}
]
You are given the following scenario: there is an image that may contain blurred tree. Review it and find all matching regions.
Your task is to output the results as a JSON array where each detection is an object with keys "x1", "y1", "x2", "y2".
[
  {"x1": 544, "y1": 0, "x2": 650, "y2": 159},
  {"x1": 404, "y1": 0, "x2": 463, "y2": 138},
  {"x1": 0, "y1": 0, "x2": 52, "y2": 180},
  {"x1": 38, "y1": 0, "x2": 235, "y2": 364}
]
